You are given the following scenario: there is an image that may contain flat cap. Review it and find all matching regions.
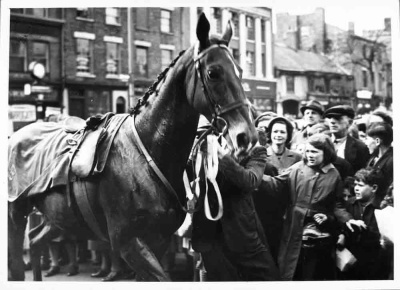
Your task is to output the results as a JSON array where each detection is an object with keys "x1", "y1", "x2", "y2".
[
  {"x1": 324, "y1": 105, "x2": 355, "y2": 119},
  {"x1": 300, "y1": 100, "x2": 324, "y2": 116}
]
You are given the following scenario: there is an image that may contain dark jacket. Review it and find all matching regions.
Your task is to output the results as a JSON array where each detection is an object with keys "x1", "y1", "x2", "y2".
[
  {"x1": 332, "y1": 156, "x2": 354, "y2": 181},
  {"x1": 344, "y1": 135, "x2": 370, "y2": 172},
  {"x1": 260, "y1": 161, "x2": 352, "y2": 280},
  {"x1": 366, "y1": 147, "x2": 393, "y2": 207},
  {"x1": 341, "y1": 197, "x2": 383, "y2": 279},
  {"x1": 192, "y1": 145, "x2": 268, "y2": 253}
]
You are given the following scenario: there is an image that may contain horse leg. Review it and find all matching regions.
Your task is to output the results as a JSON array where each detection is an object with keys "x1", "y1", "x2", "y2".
[
  {"x1": 29, "y1": 222, "x2": 64, "y2": 281},
  {"x1": 120, "y1": 237, "x2": 170, "y2": 281},
  {"x1": 8, "y1": 199, "x2": 31, "y2": 281},
  {"x1": 29, "y1": 189, "x2": 78, "y2": 281}
]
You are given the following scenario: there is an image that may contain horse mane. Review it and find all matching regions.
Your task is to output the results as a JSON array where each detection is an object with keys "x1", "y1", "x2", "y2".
[
  {"x1": 128, "y1": 50, "x2": 187, "y2": 116},
  {"x1": 129, "y1": 34, "x2": 231, "y2": 116}
]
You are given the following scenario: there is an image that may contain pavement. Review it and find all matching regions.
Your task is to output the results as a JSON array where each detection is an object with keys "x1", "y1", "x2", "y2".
[
  {"x1": 22, "y1": 253, "x2": 194, "y2": 282},
  {"x1": 23, "y1": 260, "x2": 136, "y2": 282}
]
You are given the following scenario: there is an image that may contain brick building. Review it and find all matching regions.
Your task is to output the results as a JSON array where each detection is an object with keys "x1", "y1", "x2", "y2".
[
  {"x1": 9, "y1": 8, "x2": 64, "y2": 132},
  {"x1": 274, "y1": 42, "x2": 354, "y2": 117},
  {"x1": 275, "y1": 8, "x2": 391, "y2": 114}
]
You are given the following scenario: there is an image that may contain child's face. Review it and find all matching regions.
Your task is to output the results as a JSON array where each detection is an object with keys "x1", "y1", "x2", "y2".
[
  {"x1": 305, "y1": 143, "x2": 324, "y2": 167},
  {"x1": 354, "y1": 180, "x2": 376, "y2": 202}
]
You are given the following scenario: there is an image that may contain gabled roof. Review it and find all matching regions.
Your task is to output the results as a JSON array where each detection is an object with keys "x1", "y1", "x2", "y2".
[{"x1": 274, "y1": 43, "x2": 350, "y2": 75}]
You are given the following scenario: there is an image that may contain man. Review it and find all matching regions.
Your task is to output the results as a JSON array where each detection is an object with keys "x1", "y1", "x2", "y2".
[
  {"x1": 324, "y1": 105, "x2": 370, "y2": 173},
  {"x1": 291, "y1": 100, "x2": 324, "y2": 154}
]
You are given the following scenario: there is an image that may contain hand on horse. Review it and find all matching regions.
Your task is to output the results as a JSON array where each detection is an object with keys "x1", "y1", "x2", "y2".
[{"x1": 216, "y1": 140, "x2": 230, "y2": 159}]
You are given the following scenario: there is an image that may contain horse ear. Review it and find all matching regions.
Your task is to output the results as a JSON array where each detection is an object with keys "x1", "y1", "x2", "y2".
[
  {"x1": 221, "y1": 20, "x2": 233, "y2": 44},
  {"x1": 196, "y1": 12, "x2": 210, "y2": 49}
]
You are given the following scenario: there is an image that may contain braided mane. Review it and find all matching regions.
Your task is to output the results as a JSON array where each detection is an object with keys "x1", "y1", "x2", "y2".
[{"x1": 129, "y1": 50, "x2": 186, "y2": 115}]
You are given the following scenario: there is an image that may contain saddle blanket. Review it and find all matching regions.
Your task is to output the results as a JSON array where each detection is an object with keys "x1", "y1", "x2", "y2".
[{"x1": 8, "y1": 114, "x2": 129, "y2": 202}]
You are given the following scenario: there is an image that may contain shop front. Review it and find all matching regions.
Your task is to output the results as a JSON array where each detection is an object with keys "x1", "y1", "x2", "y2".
[{"x1": 242, "y1": 79, "x2": 276, "y2": 113}]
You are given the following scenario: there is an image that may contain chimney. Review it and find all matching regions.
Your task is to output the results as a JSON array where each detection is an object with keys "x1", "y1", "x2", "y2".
[
  {"x1": 384, "y1": 18, "x2": 391, "y2": 32},
  {"x1": 348, "y1": 22, "x2": 355, "y2": 35}
]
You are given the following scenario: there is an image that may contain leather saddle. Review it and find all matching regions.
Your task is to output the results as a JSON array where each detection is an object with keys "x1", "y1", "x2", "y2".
[{"x1": 69, "y1": 113, "x2": 114, "y2": 178}]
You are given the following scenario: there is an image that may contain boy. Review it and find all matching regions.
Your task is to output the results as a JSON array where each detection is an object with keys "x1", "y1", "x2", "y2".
[{"x1": 337, "y1": 169, "x2": 386, "y2": 280}]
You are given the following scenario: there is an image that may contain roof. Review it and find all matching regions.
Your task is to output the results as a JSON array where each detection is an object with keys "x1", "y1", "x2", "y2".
[{"x1": 274, "y1": 43, "x2": 351, "y2": 75}]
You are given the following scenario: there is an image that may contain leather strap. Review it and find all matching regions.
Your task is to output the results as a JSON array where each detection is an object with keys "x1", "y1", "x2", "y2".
[
  {"x1": 131, "y1": 116, "x2": 187, "y2": 213},
  {"x1": 73, "y1": 180, "x2": 108, "y2": 242}
]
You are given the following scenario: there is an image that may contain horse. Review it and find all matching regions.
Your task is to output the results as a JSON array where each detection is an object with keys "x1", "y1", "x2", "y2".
[{"x1": 8, "y1": 13, "x2": 258, "y2": 281}]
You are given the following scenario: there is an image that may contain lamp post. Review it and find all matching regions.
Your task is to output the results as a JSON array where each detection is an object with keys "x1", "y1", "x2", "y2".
[{"x1": 27, "y1": 61, "x2": 47, "y2": 120}]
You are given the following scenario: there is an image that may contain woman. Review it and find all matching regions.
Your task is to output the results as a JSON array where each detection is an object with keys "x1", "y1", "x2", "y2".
[
  {"x1": 266, "y1": 117, "x2": 302, "y2": 174},
  {"x1": 260, "y1": 134, "x2": 352, "y2": 280},
  {"x1": 260, "y1": 117, "x2": 301, "y2": 262}
]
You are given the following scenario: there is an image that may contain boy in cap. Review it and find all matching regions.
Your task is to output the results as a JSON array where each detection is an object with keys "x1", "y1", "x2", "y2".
[
  {"x1": 290, "y1": 100, "x2": 324, "y2": 154},
  {"x1": 324, "y1": 105, "x2": 370, "y2": 173}
]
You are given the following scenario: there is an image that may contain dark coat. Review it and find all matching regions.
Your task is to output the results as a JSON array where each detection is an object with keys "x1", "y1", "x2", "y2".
[
  {"x1": 344, "y1": 135, "x2": 370, "y2": 173},
  {"x1": 260, "y1": 161, "x2": 352, "y2": 280},
  {"x1": 266, "y1": 147, "x2": 302, "y2": 174},
  {"x1": 366, "y1": 147, "x2": 393, "y2": 207},
  {"x1": 342, "y1": 197, "x2": 384, "y2": 279},
  {"x1": 191, "y1": 145, "x2": 279, "y2": 280},
  {"x1": 332, "y1": 156, "x2": 354, "y2": 181}
]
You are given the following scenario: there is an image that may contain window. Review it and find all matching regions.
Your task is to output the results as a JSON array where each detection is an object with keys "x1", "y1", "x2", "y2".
[
  {"x1": 76, "y1": 38, "x2": 93, "y2": 74},
  {"x1": 32, "y1": 42, "x2": 49, "y2": 72},
  {"x1": 161, "y1": 49, "x2": 173, "y2": 69},
  {"x1": 286, "y1": 75, "x2": 295, "y2": 92},
  {"x1": 106, "y1": 8, "x2": 120, "y2": 25},
  {"x1": 261, "y1": 20, "x2": 266, "y2": 42},
  {"x1": 136, "y1": 47, "x2": 148, "y2": 77},
  {"x1": 136, "y1": 8, "x2": 149, "y2": 29},
  {"x1": 160, "y1": 10, "x2": 171, "y2": 33},
  {"x1": 362, "y1": 70, "x2": 368, "y2": 88},
  {"x1": 11, "y1": 8, "x2": 62, "y2": 18},
  {"x1": 211, "y1": 8, "x2": 222, "y2": 34},
  {"x1": 232, "y1": 48, "x2": 240, "y2": 63},
  {"x1": 261, "y1": 53, "x2": 266, "y2": 77},
  {"x1": 229, "y1": 11, "x2": 239, "y2": 37},
  {"x1": 76, "y1": 8, "x2": 93, "y2": 19},
  {"x1": 25, "y1": 8, "x2": 47, "y2": 17},
  {"x1": 106, "y1": 42, "x2": 120, "y2": 75},
  {"x1": 10, "y1": 39, "x2": 27, "y2": 72},
  {"x1": 246, "y1": 51, "x2": 255, "y2": 76},
  {"x1": 246, "y1": 16, "x2": 255, "y2": 40}
]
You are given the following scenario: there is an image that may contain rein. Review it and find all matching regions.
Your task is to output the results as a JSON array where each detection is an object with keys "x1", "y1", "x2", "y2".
[{"x1": 129, "y1": 43, "x2": 248, "y2": 219}]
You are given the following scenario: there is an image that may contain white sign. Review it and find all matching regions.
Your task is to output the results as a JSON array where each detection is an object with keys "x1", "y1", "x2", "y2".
[
  {"x1": 357, "y1": 90, "x2": 372, "y2": 99},
  {"x1": 8, "y1": 104, "x2": 36, "y2": 122},
  {"x1": 45, "y1": 106, "x2": 61, "y2": 117}
]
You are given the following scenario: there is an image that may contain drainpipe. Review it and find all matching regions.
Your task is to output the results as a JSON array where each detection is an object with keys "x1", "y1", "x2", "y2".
[{"x1": 127, "y1": 7, "x2": 134, "y2": 108}]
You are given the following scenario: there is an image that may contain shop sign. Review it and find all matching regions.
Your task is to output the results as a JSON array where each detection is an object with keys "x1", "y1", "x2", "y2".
[
  {"x1": 8, "y1": 104, "x2": 36, "y2": 122},
  {"x1": 357, "y1": 90, "x2": 372, "y2": 99}
]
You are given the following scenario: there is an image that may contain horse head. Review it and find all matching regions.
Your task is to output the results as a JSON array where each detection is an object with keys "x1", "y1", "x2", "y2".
[{"x1": 187, "y1": 13, "x2": 258, "y2": 157}]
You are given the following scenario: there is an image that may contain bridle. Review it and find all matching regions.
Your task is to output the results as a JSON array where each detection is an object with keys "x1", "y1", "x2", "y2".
[
  {"x1": 192, "y1": 42, "x2": 248, "y2": 137},
  {"x1": 130, "y1": 42, "x2": 250, "y2": 218}
]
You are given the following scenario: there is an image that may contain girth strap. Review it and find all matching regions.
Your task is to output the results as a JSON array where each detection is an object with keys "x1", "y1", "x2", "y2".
[{"x1": 131, "y1": 116, "x2": 187, "y2": 213}]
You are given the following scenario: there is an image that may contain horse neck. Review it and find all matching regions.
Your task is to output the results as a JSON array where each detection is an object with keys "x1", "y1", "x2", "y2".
[{"x1": 135, "y1": 49, "x2": 199, "y2": 187}]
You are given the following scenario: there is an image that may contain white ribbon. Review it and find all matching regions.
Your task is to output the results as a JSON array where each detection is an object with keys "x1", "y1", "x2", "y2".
[{"x1": 204, "y1": 135, "x2": 223, "y2": 221}]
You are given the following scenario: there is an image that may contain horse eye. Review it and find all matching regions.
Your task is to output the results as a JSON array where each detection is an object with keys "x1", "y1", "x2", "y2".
[{"x1": 207, "y1": 69, "x2": 221, "y2": 80}]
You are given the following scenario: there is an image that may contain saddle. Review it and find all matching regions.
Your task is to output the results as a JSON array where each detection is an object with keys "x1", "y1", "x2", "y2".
[{"x1": 69, "y1": 113, "x2": 115, "y2": 178}]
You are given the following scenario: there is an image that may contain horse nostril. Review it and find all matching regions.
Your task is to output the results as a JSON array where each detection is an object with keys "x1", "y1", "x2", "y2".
[{"x1": 237, "y1": 133, "x2": 249, "y2": 149}]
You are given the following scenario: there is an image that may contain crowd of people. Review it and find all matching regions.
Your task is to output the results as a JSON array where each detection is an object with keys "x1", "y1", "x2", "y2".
[
  {"x1": 185, "y1": 101, "x2": 393, "y2": 281},
  {"x1": 22, "y1": 101, "x2": 393, "y2": 281}
]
